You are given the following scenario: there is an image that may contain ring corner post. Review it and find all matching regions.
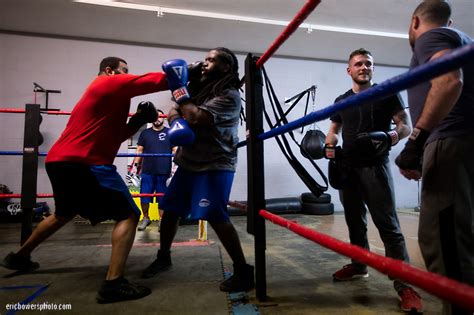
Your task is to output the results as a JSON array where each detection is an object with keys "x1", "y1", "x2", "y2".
[
  {"x1": 245, "y1": 53, "x2": 267, "y2": 301},
  {"x1": 20, "y1": 104, "x2": 41, "y2": 245}
]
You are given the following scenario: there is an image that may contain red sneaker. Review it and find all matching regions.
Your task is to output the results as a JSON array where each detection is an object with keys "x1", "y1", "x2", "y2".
[
  {"x1": 399, "y1": 287, "x2": 423, "y2": 313},
  {"x1": 332, "y1": 264, "x2": 369, "y2": 281}
]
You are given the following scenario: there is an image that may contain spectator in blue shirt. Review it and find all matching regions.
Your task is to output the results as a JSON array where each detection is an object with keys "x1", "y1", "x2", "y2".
[{"x1": 129, "y1": 108, "x2": 175, "y2": 231}]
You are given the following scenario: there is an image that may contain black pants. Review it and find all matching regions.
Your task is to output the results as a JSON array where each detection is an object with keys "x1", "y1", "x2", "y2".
[{"x1": 340, "y1": 161, "x2": 410, "y2": 292}]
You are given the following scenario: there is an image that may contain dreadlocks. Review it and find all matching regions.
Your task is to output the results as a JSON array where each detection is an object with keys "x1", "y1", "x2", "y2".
[{"x1": 191, "y1": 47, "x2": 241, "y2": 106}]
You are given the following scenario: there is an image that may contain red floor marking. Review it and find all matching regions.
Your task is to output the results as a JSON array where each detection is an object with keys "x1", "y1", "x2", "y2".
[{"x1": 96, "y1": 240, "x2": 214, "y2": 247}]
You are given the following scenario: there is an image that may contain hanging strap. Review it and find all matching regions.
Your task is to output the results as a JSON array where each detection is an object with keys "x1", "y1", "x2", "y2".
[
  {"x1": 284, "y1": 85, "x2": 316, "y2": 133},
  {"x1": 262, "y1": 67, "x2": 328, "y2": 196}
]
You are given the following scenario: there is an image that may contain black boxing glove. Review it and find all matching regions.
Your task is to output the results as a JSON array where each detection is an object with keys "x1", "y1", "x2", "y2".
[
  {"x1": 187, "y1": 61, "x2": 204, "y2": 97},
  {"x1": 355, "y1": 131, "x2": 395, "y2": 157},
  {"x1": 137, "y1": 101, "x2": 159, "y2": 123},
  {"x1": 128, "y1": 101, "x2": 158, "y2": 129},
  {"x1": 188, "y1": 61, "x2": 203, "y2": 83},
  {"x1": 323, "y1": 144, "x2": 342, "y2": 160},
  {"x1": 328, "y1": 160, "x2": 349, "y2": 189},
  {"x1": 395, "y1": 127, "x2": 430, "y2": 171}
]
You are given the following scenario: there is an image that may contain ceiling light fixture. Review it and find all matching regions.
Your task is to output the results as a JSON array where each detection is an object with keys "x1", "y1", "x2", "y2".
[
  {"x1": 73, "y1": 0, "x2": 408, "y2": 39},
  {"x1": 156, "y1": 7, "x2": 164, "y2": 18}
]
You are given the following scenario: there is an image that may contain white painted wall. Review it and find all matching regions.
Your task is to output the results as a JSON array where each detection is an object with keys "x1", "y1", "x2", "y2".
[{"x1": 0, "y1": 33, "x2": 419, "y2": 212}]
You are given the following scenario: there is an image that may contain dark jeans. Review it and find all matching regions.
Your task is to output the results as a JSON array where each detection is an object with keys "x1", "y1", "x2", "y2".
[{"x1": 339, "y1": 161, "x2": 410, "y2": 292}]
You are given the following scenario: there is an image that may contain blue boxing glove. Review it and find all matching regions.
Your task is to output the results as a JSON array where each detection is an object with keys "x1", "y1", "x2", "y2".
[
  {"x1": 162, "y1": 59, "x2": 190, "y2": 105},
  {"x1": 169, "y1": 118, "x2": 195, "y2": 146}
]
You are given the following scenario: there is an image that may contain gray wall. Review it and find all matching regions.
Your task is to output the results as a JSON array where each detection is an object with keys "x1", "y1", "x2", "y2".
[{"x1": 0, "y1": 33, "x2": 419, "y2": 211}]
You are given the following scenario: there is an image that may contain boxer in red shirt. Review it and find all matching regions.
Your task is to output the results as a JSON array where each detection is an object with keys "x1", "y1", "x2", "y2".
[{"x1": 1, "y1": 57, "x2": 168, "y2": 304}]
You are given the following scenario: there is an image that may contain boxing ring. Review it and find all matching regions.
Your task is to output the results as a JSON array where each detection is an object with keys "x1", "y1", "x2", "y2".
[
  {"x1": 1, "y1": 0, "x2": 474, "y2": 311},
  {"x1": 240, "y1": 0, "x2": 474, "y2": 310}
]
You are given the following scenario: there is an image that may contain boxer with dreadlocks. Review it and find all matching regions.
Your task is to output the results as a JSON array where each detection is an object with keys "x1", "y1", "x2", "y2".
[{"x1": 142, "y1": 48, "x2": 255, "y2": 293}]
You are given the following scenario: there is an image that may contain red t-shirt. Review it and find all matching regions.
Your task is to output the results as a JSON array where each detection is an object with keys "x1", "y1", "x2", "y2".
[{"x1": 46, "y1": 72, "x2": 168, "y2": 165}]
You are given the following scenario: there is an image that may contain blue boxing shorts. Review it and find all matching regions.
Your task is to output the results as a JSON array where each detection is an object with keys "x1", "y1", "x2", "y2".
[
  {"x1": 46, "y1": 162, "x2": 141, "y2": 225},
  {"x1": 159, "y1": 168, "x2": 234, "y2": 222},
  {"x1": 140, "y1": 173, "x2": 168, "y2": 203}
]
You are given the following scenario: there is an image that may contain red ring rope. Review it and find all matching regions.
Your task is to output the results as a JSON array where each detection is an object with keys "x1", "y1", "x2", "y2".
[
  {"x1": 256, "y1": 0, "x2": 321, "y2": 68},
  {"x1": 0, "y1": 108, "x2": 167, "y2": 118},
  {"x1": 260, "y1": 209, "x2": 474, "y2": 311},
  {"x1": 0, "y1": 193, "x2": 163, "y2": 199},
  {"x1": 0, "y1": 108, "x2": 71, "y2": 115},
  {"x1": 228, "y1": 200, "x2": 248, "y2": 211}
]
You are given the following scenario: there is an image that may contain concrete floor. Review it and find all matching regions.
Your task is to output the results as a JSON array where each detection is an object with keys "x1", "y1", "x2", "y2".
[{"x1": 0, "y1": 211, "x2": 443, "y2": 314}]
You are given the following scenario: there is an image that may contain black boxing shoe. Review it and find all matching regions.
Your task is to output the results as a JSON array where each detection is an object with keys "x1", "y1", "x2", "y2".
[
  {"x1": 141, "y1": 250, "x2": 172, "y2": 279},
  {"x1": 0, "y1": 252, "x2": 40, "y2": 272},
  {"x1": 219, "y1": 264, "x2": 255, "y2": 292},
  {"x1": 96, "y1": 277, "x2": 151, "y2": 304}
]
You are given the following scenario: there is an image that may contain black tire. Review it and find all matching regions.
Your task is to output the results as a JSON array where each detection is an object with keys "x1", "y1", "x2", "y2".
[
  {"x1": 265, "y1": 197, "x2": 302, "y2": 214},
  {"x1": 227, "y1": 205, "x2": 247, "y2": 216},
  {"x1": 300, "y1": 192, "x2": 331, "y2": 204},
  {"x1": 301, "y1": 202, "x2": 334, "y2": 215},
  {"x1": 227, "y1": 197, "x2": 303, "y2": 216}
]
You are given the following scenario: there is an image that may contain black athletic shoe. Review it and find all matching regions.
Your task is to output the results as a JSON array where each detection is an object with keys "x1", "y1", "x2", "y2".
[
  {"x1": 96, "y1": 277, "x2": 151, "y2": 304},
  {"x1": 219, "y1": 264, "x2": 255, "y2": 292},
  {"x1": 141, "y1": 250, "x2": 172, "y2": 279},
  {"x1": 0, "y1": 252, "x2": 40, "y2": 272}
]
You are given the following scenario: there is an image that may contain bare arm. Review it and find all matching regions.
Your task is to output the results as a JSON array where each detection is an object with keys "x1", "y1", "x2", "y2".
[
  {"x1": 167, "y1": 107, "x2": 181, "y2": 124},
  {"x1": 132, "y1": 145, "x2": 144, "y2": 166},
  {"x1": 325, "y1": 121, "x2": 342, "y2": 146},
  {"x1": 392, "y1": 109, "x2": 411, "y2": 141},
  {"x1": 179, "y1": 102, "x2": 213, "y2": 126},
  {"x1": 415, "y1": 49, "x2": 463, "y2": 131},
  {"x1": 167, "y1": 102, "x2": 213, "y2": 126},
  {"x1": 170, "y1": 146, "x2": 178, "y2": 175}
]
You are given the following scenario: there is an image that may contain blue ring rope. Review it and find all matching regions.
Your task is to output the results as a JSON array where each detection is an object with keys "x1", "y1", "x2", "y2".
[
  {"x1": 238, "y1": 43, "x2": 474, "y2": 147},
  {"x1": 0, "y1": 284, "x2": 44, "y2": 290},
  {"x1": 1, "y1": 284, "x2": 50, "y2": 315}
]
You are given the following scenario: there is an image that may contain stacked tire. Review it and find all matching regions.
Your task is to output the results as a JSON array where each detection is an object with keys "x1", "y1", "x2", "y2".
[
  {"x1": 227, "y1": 197, "x2": 302, "y2": 216},
  {"x1": 300, "y1": 192, "x2": 334, "y2": 215}
]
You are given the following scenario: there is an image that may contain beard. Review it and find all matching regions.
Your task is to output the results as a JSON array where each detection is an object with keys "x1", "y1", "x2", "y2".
[
  {"x1": 352, "y1": 73, "x2": 372, "y2": 85},
  {"x1": 153, "y1": 120, "x2": 163, "y2": 128},
  {"x1": 200, "y1": 70, "x2": 222, "y2": 84},
  {"x1": 187, "y1": 71, "x2": 219, "y2": 99},
  {"x1": 353, "y1": 78, "x2": 370, "y2": 85},
  {"x1": 409, "y1": 33, "x2": 415, "y2": 49}
]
